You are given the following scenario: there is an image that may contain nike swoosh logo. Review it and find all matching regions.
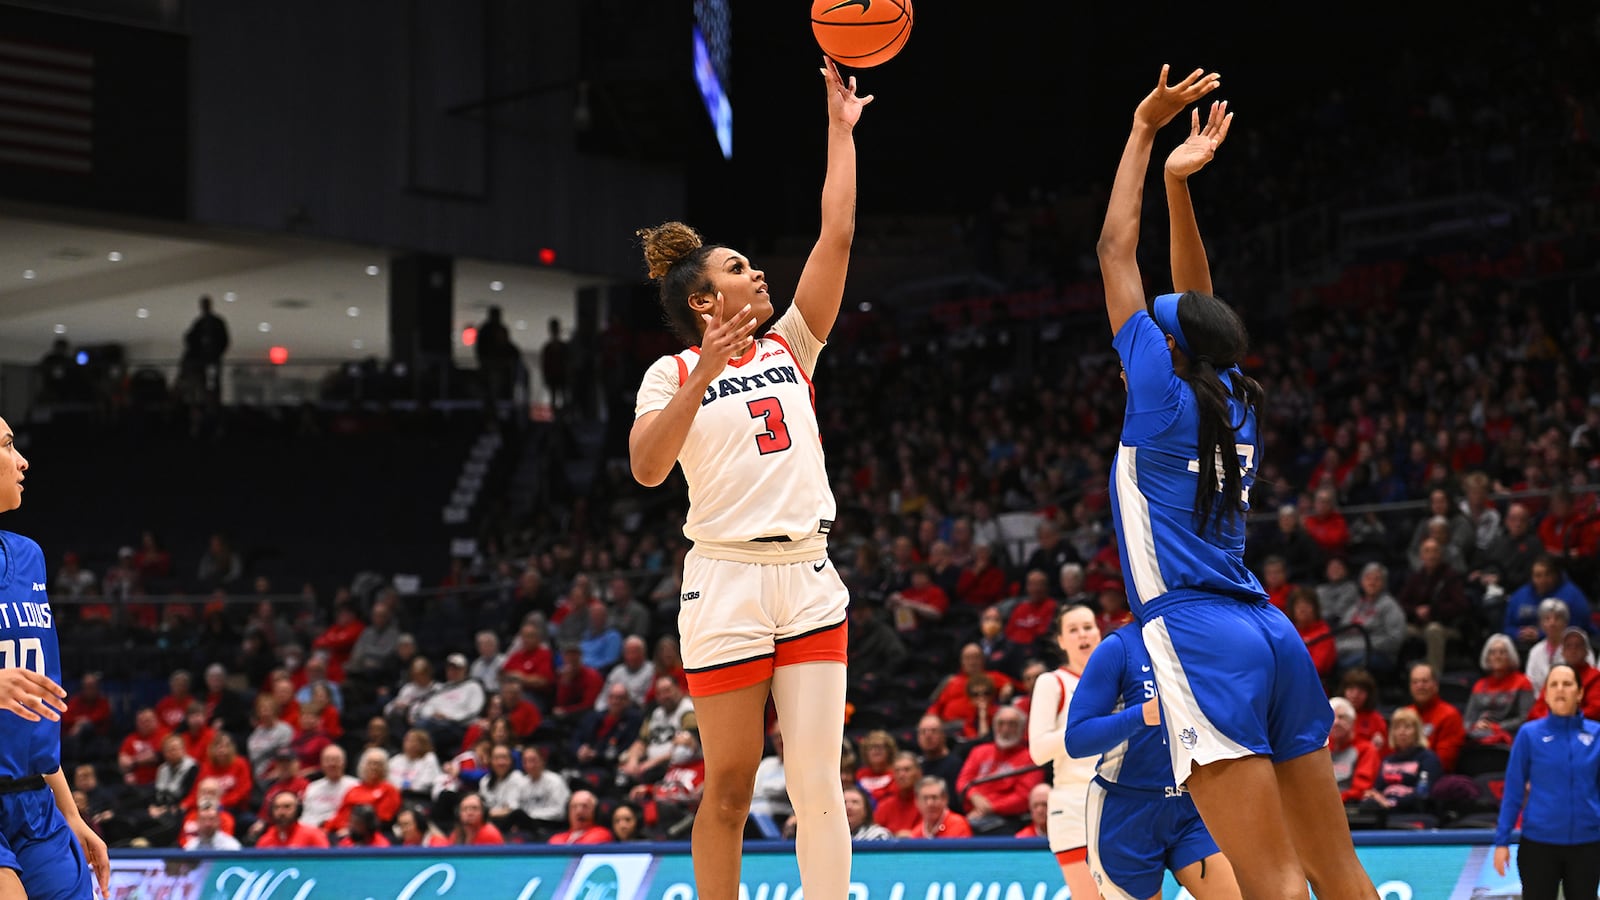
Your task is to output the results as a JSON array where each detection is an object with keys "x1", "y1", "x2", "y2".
[
  {"x1": 1543, "y1": 735, "x2": 1555, "y2": 742},
  {"x1": 824, "y1": 0, "x2": 871, "y2": 13},
  {"x1": 813, "y1": 560, "x2": 828, "y2": 572},
  {"x1": 1141, "y1": 665, "x2": 1151, "y2": 672}
]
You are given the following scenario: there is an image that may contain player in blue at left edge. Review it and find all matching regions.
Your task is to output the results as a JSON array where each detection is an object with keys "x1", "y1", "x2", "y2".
[{"x1": 0, "y1": 416, "x2": 110, "y2": 900}]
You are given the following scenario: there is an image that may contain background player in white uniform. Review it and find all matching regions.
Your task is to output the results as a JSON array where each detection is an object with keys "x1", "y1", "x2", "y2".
[
  {"x1": 629, "y1": 58, "x2": 872, "y2": 900},
  {"x1": 0, "y1": 417, "x2": 110, "y2": 900},
  {"x1": 1028, "y1": 604, "x2": 1101, "y2": 900}
]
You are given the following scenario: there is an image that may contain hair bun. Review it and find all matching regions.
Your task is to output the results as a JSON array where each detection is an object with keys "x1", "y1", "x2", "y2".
[{"x1": 637, "y1": 222, "x2": 703, "y2": 281}]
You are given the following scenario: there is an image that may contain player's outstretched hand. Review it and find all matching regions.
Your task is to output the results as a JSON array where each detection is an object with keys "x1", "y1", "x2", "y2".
[
  {"x1": 1166, "y1": 101, "x2": 1233, "y2": 180},
  {"x1": 72, "y1": 817, "x2": 109, "y2": 898},
  {"x1": 1134, "y1": 64, "x2": 1220, "y2": 132},
  {"x1": 0, "y1": 667, "x2": 67, "y2": 722},
  {"x1": 693, "y1": 292, "x2": 760, "y2": 380},
  {"x1": 1141, "y1": 697, "x2": 1162, "y2": 726},
  {"x1": 822, "y1": 56, "x2": 873, "y2": 128}
]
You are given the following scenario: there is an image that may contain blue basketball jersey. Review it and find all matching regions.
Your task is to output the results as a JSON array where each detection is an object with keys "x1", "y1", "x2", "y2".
[
  {"x1": 0, "y1": 531, "x2": 63, "y2": 779},
  {"x1": 1064, "y1": 627, "x2": 1176, "y2": 792},
  {"x1": 1109, "y1": 311, "x2": 1265, "y2": 620}
]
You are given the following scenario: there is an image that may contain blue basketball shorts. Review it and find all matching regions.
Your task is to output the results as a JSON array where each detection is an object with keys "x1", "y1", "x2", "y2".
[
  {"x1": 0, "y1": 784, "x2": 93, "y2": 900},
  {"x1": 1142, "y1": 597, "x2": 1333, "y2": 784},
  {"x1": 1086, "y1": 779, "x2": 1219, "y2": 900}
]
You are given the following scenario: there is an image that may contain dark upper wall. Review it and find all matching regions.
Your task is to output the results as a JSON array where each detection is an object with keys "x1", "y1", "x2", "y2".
[{"x1": 186, "y1": 1, "x2": 689, "y2": 278}]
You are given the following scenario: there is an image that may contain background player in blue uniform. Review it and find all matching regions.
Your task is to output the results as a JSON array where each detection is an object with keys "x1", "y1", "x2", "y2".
[
  {"x1": 1065, "y1": 625, "x2": 1238, "y2": 900},
  {"x1": 0, "y1": 417, "x2": 109, "y2": 900},
  {"x1": 1096, "y1": 67, "x2": 1376, "y2": 900}
]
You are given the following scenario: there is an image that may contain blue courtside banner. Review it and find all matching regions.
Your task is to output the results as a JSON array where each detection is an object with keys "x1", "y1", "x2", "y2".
[{"x1": 102, "y1": 834, "x2": 1523, "y2": 900}]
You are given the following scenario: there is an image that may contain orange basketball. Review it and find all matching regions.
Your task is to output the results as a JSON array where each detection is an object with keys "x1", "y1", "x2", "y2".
[{"x1": 811, "y1": 0, "x2": 912, "y2": 68}]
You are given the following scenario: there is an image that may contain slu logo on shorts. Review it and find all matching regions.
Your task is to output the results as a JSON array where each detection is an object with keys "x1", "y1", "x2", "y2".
[{"x1": 1178, "y1": 727, "x2": 1199, "y2": 750}]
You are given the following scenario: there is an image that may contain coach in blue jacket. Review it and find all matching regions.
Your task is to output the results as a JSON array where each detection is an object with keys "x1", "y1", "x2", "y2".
[{"x1": 1493, "y1": 662, "x2": 1600, "y2": 900}]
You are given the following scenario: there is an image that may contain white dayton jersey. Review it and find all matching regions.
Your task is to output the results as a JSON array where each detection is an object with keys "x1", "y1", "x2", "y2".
[
  {"x1": 635, "y1": 304, "x2": 836, "y2": 544},
  {"x1": 1030, "y1": 668, "x2": 1097, "y2": 789}
]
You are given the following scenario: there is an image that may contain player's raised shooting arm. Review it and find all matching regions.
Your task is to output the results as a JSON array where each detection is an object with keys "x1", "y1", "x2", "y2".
[
  {"x1": 1102, "y1": 66, "x2": 1221, "y2": 337},
  {"x1": 1098, "y1": 119, "x2": 1157, "y2": 339},
  {"x1": 790, "y1": 58, "x2": 871, "y2": 343}
]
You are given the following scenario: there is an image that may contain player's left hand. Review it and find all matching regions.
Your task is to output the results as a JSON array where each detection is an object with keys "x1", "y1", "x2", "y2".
[
  {"x1": 71, "y1": 818, "x2": 109, "y2": 898},
  {"x1": 1165, "y1": 100, "x2": 1232, "y2": 180},
  {"x1": 822, "y1": 57, "x2": 873, "y2": 128},
  {"x1": 0, "y1": 667, "x2": 67, "y2": 721}
]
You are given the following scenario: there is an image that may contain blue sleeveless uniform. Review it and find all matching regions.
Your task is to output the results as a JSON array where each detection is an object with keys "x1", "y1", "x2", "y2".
[
  {"x1": 1066, "y1": 627, "x2": 1219, "y2": 900},
  {"x1": 1110, "y1": 310, "x2": 1331, "y2": 783},
  {"x1": 0, "y1": 531, "x2": 93, "y2": 900}
]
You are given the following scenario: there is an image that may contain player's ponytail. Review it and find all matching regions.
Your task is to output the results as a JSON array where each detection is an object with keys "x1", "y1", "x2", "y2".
[
  {"x1": 637, "y1": 221, "x2": 724, "y2": 345},
  {"x1": 1173, "y1": 291, "x2": 1265, "y2": 533}
]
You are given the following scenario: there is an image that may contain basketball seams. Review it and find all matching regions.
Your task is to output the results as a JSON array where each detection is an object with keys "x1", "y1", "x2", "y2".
[{"x1": 811, "y1": 0, "x2": 911, "y2": 67}]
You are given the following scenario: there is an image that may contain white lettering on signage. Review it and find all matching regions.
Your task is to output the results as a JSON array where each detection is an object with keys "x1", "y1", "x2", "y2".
[{"x1": 1376, "y1": 881, "x2": 1412, "y2": 900}]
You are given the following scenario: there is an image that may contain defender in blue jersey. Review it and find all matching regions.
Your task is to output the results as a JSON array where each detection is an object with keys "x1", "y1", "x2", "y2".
[
  {"x1": 0, "y1": 418, "x2": 108, "y2": 899},
  {"x1": 1096, "y1": 69, "x2": 1376, "y2": 900},
  {"x1": 1065, "y1": 627, "x2": 1237, "y2": 900}
]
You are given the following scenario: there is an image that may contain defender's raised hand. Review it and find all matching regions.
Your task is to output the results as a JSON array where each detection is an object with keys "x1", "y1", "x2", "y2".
[
  {"x1": 1166, "y1": 100, "x2": 1234, "y2": 180},
  {"x1": 1134, "y1": 64, "x2": 1221, "y2": 131}
]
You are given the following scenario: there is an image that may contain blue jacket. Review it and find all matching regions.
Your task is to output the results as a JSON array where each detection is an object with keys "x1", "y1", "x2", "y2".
[
  {"x1": 1494, "y1": 713, "x2": 1600, "y2": 847},
  {"x1": 1502, "y1": 578, "x2": 1592, "y2": 639}
]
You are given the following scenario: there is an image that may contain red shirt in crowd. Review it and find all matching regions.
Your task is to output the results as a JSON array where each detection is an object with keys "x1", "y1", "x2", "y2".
[
  {"x1": 154, "y1": 695, "x2": 192, "y2": 732},
  {"x1": 1353, "y1": 709, "x2": 1388, "y2": 753},
  {"x1": 184, "y1": 756, "x2": 254, "y2": 812},
  {"x1": 955, "y1": 566, "x2": 1007, "y2": 608},
  {"x1": 956, "y1": 742, "x2": 1043, "y2": 818},
  {"x1": 459, "y1": 822, "x2": 507, "y2": 845},
  {"x1": 1302, "y1": 511, "x2": 1350, "y2": 557},
  {"x1": 313, "y1": 620, "x2": 365, "y2": 682},
  {"x1": 255, "y1": 822, "x2": 329, "y2": 849},
  {"x1": 502, "y1": 646, "x2": 556, "y2": 694},
  {"x1": 1331, "y1": 737, "x2": 1380, "y2": 803},
  {"x1": 1004, "y1": 597, "x2": 1058, "y2": 647},
  {"x1": 1527, "y1": 662, "x2": 1600, "y2": 722},
  {"x1": 1298, "y1": 619, "x2": 1336, "y2": 677},
  {"x1": 118, "y1": 728, "x2": 168, "y2": 786},
  {"x1": 548, "y1": 825, "x2": 612, "y2": 845},
  {"x1": 63, "y1": 693, "x2": 112, "y2": 736},
  {"x1": 916, "y1": 811, "x2": 973, "y2": 839},
  {"x1": 325, "y1": 781, "x2": 403, "y2": 833},
  {"x1": 873, "y1": 788, "x2": 921, "y2": 835},
  {"x1": 855, "y1": 767, "x2": 894, "y2": 804},
  {"x1": 1404, "y1": 697, "x2": 1465, "y2": 773},
  {"x1": 180, "y1": 726, "x2": 217, "y2": 763},
  {"x1": 553, "y1": 667, "x2": 604, "y2": 717}
]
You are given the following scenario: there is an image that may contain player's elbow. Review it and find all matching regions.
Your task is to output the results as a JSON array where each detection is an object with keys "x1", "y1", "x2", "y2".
[
  {"x1": 630, "y1": 459, "x2": 668, "y2": 488},
  {"x1": 1096, "y1": 231, "x2": 1131, "y2": 264}
]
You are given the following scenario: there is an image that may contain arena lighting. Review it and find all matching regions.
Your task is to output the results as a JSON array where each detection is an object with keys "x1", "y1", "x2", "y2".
[
  {"x1": 74, "y1": 351, "x2": 88, "y2": 365},
  {"x1": 461, "y1": 326, "x2": 478, "y2": 347},
  {"x1": 268, "y1": 346, "x2": 289, "y2": 365},
  {"x1": 538, "y1": 247, "x2": 557, "y2": 266}
]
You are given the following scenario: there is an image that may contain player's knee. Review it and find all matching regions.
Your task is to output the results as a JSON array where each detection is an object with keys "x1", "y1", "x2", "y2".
[
  {"x1": 699, "y1": 788, "x2": 753, "y2": 828},
  {"x1": 782, "y1": 761, "x2": 842, "y2": 817}
]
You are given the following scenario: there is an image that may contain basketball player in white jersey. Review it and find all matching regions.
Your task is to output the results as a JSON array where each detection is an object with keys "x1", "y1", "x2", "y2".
[
  {"x1": 629, "y1": 58, "x2": 872, "y2": 900},
  {"x1": 1029, "y1": 603, "x2": 1102, "y2": 900}
]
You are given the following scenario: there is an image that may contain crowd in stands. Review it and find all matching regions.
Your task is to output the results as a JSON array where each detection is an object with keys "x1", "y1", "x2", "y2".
[{"x1": 33, "y1": 3, "x2": 1600, "y2": 848}]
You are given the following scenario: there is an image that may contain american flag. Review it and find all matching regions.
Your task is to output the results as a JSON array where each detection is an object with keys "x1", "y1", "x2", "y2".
[{"x1": 0, "y1": 37, "x2": 94, "y2": 175}]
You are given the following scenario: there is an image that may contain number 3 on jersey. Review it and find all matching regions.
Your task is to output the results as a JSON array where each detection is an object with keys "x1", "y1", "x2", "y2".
[
  {"x1": 746, "y1": 397, "x2": 792, "y2": 455},
  {"x1": 0, "y1": 638, "x2": 45, "y2": 676}
]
